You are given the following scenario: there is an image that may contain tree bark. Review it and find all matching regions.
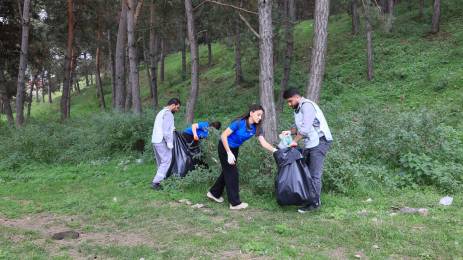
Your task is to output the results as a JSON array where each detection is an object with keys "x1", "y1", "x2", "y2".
[
  {"x1": 115, "y1": 0, "x2": 128, "y2": 111},
  {"x1": 95, "y1": 14, "x2": 106, "y2": 111},
  {"x1": 419, "y1": 0, "x2": 424, "y2": 18},
  {"x1": 15, "y1": 0, "x2": 32, "y2": 127},
  {"x1": 206, "y1": 31, "x2": 212, "y2": 67},
  {"x1": 126, "y1": 0, "x2": 142, "y2": 115},
  {"x1": 181, "y1": 32, "x2": 187, "y2": 81},
  {"x1": 27, "y1": 74, "x2": 36, "y2": 120},
  {"x1": 351, "y1": 0, "x2": 360, "y2": 35},
  {"x1": 160, "y1": 38, "x2": 165, "y2": 82},
  {"x1": 84, "y1": 53, "x2": 90, "y2": 87},
  {"x1": 234, "y1": 0, "x2": 243, "y2": 86},
  {"x1": 279, "y1": 0, "x2": 295, "y2": 112},
  {"x1": 366, "y1": 16, "x2": 374, "y2": 80},
  {"x1": 306, "y1": 0, "x2": 330, "y2": 103},
  {"x1": 60, "y1": 0, "x2": 74, "y2": 121},
  {"x1": 149, "y1": 1, "x2": 159, "y2": 109},
  {"x1": 41, "y1": 70, "x2": 45, "y2": 103},
  {"x1": 107, "y1": 30, "x2": 116, "y2": 109},
  {"x1": 258, "y1": 0, "x2": 278, "y2": 144},
  {"x1": 185, "y1": 0, "x2": 199, "y2": 124},
  {"x1": 385, "y1": 0, "x2": 394, "y2": 33},
  {"x1": 0, "y1": 67, "x2": 14, "y2": 126},
  {"x1": 47, "y1": 71, "x2": 53, "y2": 103},
  {"x1": 431, "y1": 0, "x2": 440, "y2": 33},
  {"x1": 125, "y1": 48, "x2": 132, "y2": 110},
  {"x1": 143, "y1": 32, "x2": 153, "y2": 100}
]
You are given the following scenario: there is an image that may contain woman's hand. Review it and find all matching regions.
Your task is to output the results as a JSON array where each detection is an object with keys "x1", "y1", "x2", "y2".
[{"x1": 227, "y1": 151, "x2": 236, "y2": 165}]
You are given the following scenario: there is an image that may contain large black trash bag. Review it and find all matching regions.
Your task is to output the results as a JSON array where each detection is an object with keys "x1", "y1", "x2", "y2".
[
  {"x1": 166, "y1": 131, "x2": 194, "y2": 178},
  {"x1": 273, "y1": 148, "x2": 317, "y2": 206}
]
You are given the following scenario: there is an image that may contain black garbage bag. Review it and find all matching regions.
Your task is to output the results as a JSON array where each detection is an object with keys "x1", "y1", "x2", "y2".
[
  {"x1": 273, "y1": 148, "x2": 318, "y2": 206},
  {"x1": 166, "y1": 131, "x2": 194, "y2": 178}
]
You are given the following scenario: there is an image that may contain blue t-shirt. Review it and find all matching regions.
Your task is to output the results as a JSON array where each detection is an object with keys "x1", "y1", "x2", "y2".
[
  {"x1": 227, "y1": 119, "x2": 262, "y2": 148},
  {"x1": 183, "y1": 121, "x2": 209, "y2": 139}
]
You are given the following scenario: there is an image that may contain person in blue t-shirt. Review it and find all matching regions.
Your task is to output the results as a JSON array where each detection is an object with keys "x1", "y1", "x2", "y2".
[
  {"x1": 206, "y1": 104, "x2": 277, "y2": 210},
  {"x1": 182, "y1": 121, "x2": 222, "y2": 143}
]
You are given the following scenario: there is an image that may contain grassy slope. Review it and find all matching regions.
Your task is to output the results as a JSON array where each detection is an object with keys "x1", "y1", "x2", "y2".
[{"x1": 1, "y1": 2, "x2": 463, "y2": 259}]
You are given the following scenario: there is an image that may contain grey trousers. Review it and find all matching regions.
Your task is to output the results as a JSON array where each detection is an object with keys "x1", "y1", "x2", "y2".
[
  {"x1": 303, "y1": 137, "x2": 332, "y2": 204},
  {"x1": 152, "y1": 142, "x2": 173, "y2": 184}
]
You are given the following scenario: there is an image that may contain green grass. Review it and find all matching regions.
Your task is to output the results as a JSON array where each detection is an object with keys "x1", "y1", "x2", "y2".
[
  {"x1": 2, "y1": 1, "x2": 463, "y2": 258},
  {"x1": 1, "y1": 163, "x2": 462, "y2": 259}
]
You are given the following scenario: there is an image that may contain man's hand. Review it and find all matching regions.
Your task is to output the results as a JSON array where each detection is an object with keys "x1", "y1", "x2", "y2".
[
  {"x1": 289, "y1": 141, "x2": 298, "y2": 147},
  {"x1": 281, "y1": 130, "x2": 291, "y2": 136},
  {"x1": 167, "y1": 142, "x2": 174, "y2": 149}
]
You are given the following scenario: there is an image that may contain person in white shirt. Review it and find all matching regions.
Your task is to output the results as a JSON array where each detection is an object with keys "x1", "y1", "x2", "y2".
[
  {"x1": 281, "y1": 88, "x2": 333, "y2": 213},
  {"x1": 150, "y1": 98, "x2": 181, "y2": 190}
]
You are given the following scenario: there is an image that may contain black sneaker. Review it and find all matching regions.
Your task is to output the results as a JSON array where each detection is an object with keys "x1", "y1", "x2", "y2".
[
  {"x1": 151, "y1": 182, "x2": 162, "y2": 191},
  {"x1": 297, "y1": 204, "x2": 320, "y2": 213}
]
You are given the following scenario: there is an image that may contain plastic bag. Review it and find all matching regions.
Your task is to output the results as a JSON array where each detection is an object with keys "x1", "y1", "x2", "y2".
[
  {"x1": 273, "y1": 147, "x2": 317, "y2": 206},
  {"x1": 166, "y1": 131, "x2": 194, "y2": 178},
  {"x1": 277, "y1": 133, "x2": 293, "y2": 149}
]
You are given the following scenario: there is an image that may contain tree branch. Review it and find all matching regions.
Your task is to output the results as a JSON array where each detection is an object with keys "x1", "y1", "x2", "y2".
[
  {"x1": 195, "y1": 0, "x2": 258, "y2": 15},
  {"x1": 238, "y1": 13, "x2": 260, "y2": 39}
]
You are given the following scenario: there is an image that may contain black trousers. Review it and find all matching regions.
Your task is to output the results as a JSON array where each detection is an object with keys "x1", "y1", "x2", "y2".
[{"x1": 209, "y1": 141, "x2": 241, "y2": 206}]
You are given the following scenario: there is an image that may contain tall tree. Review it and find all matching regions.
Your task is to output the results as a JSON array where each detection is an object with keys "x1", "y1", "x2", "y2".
[
  {"x1": 431, "y1": 0, "x2": 440, "y2": 33},
  {"x1": 15, "y1": 0, "x2": 32, "y2": 126},
  {"x1": 351, "y1": 0, "x2": 360, "y2": 35},
  {"x1": 234, "y1": 0, "x2": 244, "y2": 86},
  {"x1": 0, "y1": 65, "x2": 14, "y2": 126},
  {"x1": 185, "y1": 0, "x2": 199, "y2": 124},
  {"x1": 149, "y1": 0, "x2": 159, "y2": 109},
  {"x1": 385, "y1": 0, "x2": 394, "y2": 33},
  {"x1": 160, "y1": 38, "x2": 165, "y2": 82},
  {"x1": 126, "y1": 0, "x2": 142, "y2": 115},
  {"x1": 107, "y1": 29, "x2": 116, "y2": 109},
  {"x1": 279, "y1": 0, "x2": 295, "y2": 112},
  {"x1": 364, "y1": 1, "x2": 374, "y2": 80},
  {"x1": 60, "y1": 0, "x2": 75, "y2": 120},
  {"x1": 95, "y1": 12, "x2": 106, "y2": 111},
  {"x1": 115, "y1": 0, "x2": 128, "y2": 111},
  {"x1": 306, "y1": 0, "x2": 330, "y2": 102},
  {"x1": 258, "y1": 0, "x2": 278, "y2": 144}
]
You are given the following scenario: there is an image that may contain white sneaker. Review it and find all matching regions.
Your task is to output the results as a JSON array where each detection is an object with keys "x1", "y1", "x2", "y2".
[
  {"x1": 206, "y1": 192, "x2": 224, "y2": 203},
  {"x1": 229, "y1": 202, "x2": 248, "y2": 210}
]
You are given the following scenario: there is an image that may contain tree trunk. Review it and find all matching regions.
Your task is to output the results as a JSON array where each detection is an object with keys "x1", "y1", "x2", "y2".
[
  {"x1": 95, "y1": 14, "x2": 106, "y2": 111},
  {"x1": 160, "y1": 38, "x2": 165, "y2": 82},
  {"x1": 15, "y1": 0, "x2": 31, "y2": 127},
  {"x1": 419, "y1": 0, "x2": 424, "y2": 18},
  {"x1": 27, "y1": 74, "x2": 36, "y2": 120},
  {"x1": 125, "y1": 48, "x2": 132, "y2": 110},
  {"x1": 351, "y1": 0, "x2": 360, "y2": 35},
  {"x1": 115, "y1": 0, "x2": 128, "y2": 111},
  {"x1": 366, "y1": 16, "x2": 374, "y2": 80},
  {"x1": 206, "y1": 31, "x2": 212, "y2": 67},
  {"x1": 35, "y1": 77, "x2": 39, "y2": 102},
  {"x1": 84, "y1": 53, "x2": 90, "y2": 87},
  {"x1": 0, "y1": 67, "x2": 14, "y2": 126},
  {"x1": 279, "y1": 0, "x2": 295, "y2": 112},
  {"x1": 385, "y1": 0, "x2": 394, "y2": 33},
  {"x1": 60, "y1": 0, "x2": 74, "y2": 121},
  {"x1": 107, "y1": 30, "x2": 116, "y2": 109},
  {"x1": 431, "y1": 0, "x2": 440, "y2": 33},
  {"x1": 306, "y1": 0, "x2": 330, "y2": 103},
  {"x1": 126, "y1": 0, "x2": 142, "y2": 115},
  {"x1": 234, "y1": 0, "x2": 243, "y2": 86},
  {"x1": 185, "y1": 0, "x2": 199, "y2": 124},
  {"x1": 258, "y1": 0, "x2": 278, "y2": 144},
  {"x1": 47, "y1": 71, "x2": 53, "y2": 103},
  {"x1": 181, "y1": 34, "x2": 187, "y2": 81},
  {"x1": 149, "y1": 1, "x2": 159, "y2": 109},
  {"x1": 143, "y1": 32, "x2": 153, "y2": 100},
  {"x1": 41, "y1": 71, "x2": 45, "y2": 103}
]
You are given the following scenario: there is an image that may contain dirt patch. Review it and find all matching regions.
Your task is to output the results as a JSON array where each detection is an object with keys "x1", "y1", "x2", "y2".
[
  {"x1": 219, "y1": 249, "x2": 267, "y2": 260},
  {"x1": 328, "y1": 247, "x2": 348, "y2": 259},
  {"x1": 0, "y1": 213, "x2": 157, "y2": 258}
]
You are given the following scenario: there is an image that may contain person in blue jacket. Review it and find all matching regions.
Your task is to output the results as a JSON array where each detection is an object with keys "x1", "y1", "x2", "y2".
[
  {"x1": 206, "y1": 104, "x2": 277, "y2": 210},
  {"x1": 182, "y1": 121, "x2": 222, "y2": 143}
]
